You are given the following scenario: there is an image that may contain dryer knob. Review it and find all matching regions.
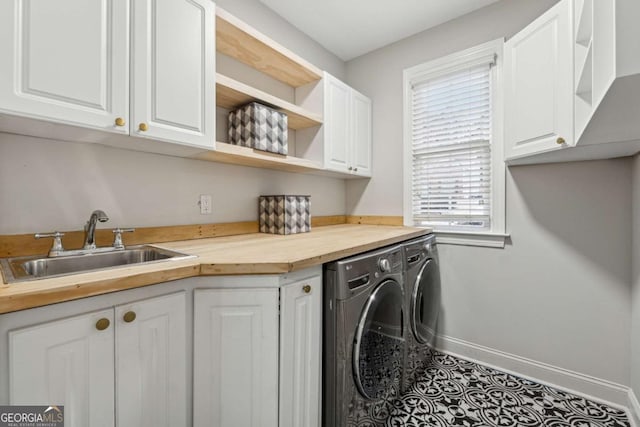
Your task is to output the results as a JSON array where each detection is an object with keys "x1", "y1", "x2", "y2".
[{"x1": 378, "y1": 258, "x2": 391, "y2": 272}]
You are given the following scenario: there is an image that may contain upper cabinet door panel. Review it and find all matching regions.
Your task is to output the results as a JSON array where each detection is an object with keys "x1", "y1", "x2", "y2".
[
  {"x1": 351, "y1": 91, "x2": 372, "y2": 177},
  {"x1": 0, "y1": 0, "x2": 129, "y2": 131},
  {"x1": 504, "y1": 0, "x2": 573, "y2": 160},
  {"x1": 132, "y1": 0, "x2": 215, "y2": 149},
  {"x1": 324, "y1": 75, "x2": 351, "y2": 173}
]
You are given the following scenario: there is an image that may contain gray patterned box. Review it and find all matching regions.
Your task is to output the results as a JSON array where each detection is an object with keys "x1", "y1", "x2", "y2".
[
  {"x1": 228, "y1": 102, "x2": 288, "y2": 155},
  {"x1": 259, "y1": 195, "x2": 311, "y2": 235}
]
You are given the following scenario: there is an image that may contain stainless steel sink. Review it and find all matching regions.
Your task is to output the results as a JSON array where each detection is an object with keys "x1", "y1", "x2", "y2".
[{"x1": 1, "y1": 245, "x2": 196, "y2": 284}]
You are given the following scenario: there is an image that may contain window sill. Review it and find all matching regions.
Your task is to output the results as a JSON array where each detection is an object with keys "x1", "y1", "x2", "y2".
[{"x1": 433, "y1": 230, "x2": 509, "y2": 248}]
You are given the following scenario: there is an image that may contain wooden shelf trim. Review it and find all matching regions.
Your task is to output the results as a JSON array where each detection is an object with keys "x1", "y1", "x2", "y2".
[
  {"x1": 216, "y1": 73, "x2": 322, "y2": 130},
  {"x1": 216, "y1": 7, "x2": 323, "y2": 87},
  {"x1": 192, "y1": 142, "x2": 326, "y2": 174},
  {"x1": 192, "y1": 143, "x2": 369, "y2": 178}
]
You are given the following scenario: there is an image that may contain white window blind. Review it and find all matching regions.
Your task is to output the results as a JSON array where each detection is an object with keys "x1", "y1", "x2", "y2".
[{"x1": 410, "y1": 62, "x2": 493, "y2": 230}]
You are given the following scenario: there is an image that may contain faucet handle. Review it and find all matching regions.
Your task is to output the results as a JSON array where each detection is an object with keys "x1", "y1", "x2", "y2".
[
  {"x1": 35, "y1": 231, "x2": 65, "y2": 256},
  {"x1": 112, "y1": 228, "x2": 135, "y2": 250}
]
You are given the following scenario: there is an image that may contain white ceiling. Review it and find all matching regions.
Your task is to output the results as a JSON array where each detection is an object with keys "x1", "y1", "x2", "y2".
[{"x1": 259, "y1": 0, "x2": 501, "y2": 61}]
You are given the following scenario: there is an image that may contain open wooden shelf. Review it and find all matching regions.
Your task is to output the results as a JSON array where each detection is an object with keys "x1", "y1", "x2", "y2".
[
  {"x1": 216, "y1": 7, "x2": 323, "y2": 88},
  {"x1": 216, "y1": 73, "x2": 323, "y2": 130},
  {"x1": 190, "y1": 143, "x2": 364, "y2": 179},
  {"x1": 192, "y1": 142, "x2": 323, "y2": 173}
]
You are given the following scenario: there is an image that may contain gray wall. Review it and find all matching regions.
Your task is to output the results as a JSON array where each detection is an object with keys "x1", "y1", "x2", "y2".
[
  {"x1": 345, "y1": 0, "x2": 632, "y2": 385},
  {"x1": 438, "y1": 160, "x2": 631, "y2": 385},
  {"x1": 0, "y1": 0, "x2": 347, "y2": 235},
  {"x1": 632, "y1": 156, "x2": 640, "y2": 398},
  {"x1": 0, "y1": 134, "x2": 345, "y2": 233}
]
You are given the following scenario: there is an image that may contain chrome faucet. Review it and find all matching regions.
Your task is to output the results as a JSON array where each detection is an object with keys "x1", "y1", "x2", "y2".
[{"x1": 83, "y1": 210, "x2": 109, "y2": 250}]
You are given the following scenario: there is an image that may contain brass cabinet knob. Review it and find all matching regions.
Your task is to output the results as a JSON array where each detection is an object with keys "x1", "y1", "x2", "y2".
[
  {"x1": 123, "y1": 311, "x2": 136, "y2": 323},
  {"x1": 115, "y1": 117, "x2": 126, "y2": 127},
  {"x1": 303, "y1": 284, "x2": 311, "y2": 293},
  {"x1": 354, "y1": 168, "x2": 358, "y2": 172},
  {"x1": 556, "y1": 137, "x2": 566, "y2": 145},
  {"x1": 348, "y1": 166, "x2": 353, "y2": 171},
  {"x1": 138, "y1": 123, "x2": 149, "y2": 132},
  {"x1": 96, "y1": 318, "x2": 110, "y2": 331}
]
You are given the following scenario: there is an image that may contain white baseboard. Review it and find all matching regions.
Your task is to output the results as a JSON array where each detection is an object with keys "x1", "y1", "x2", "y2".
[
  {"x1": 435, "y1": 334, "x2": 630, "y2": 409},
  {"x1": 629, "y1": 388, "x2": 640, "y2": 427}
]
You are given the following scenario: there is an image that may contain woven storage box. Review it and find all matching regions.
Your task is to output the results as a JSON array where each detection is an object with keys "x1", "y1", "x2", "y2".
[
  {"x1": 259, "y1": 195, "x2": 311, "y2": 235},
  {"x1": 228, "y1": 102, "x2": 288, "y2": 155}
]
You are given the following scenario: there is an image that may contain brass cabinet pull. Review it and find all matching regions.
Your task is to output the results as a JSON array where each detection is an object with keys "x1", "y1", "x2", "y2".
[
  {"x1": 138, "y1": 123, "x2": 149, "y2": 132},
  {"x1": 354, "y1": 168, "x2": 358, "y2": 172},
  {"x1": 96, "y1": 318, "x2": 110, "y2": 331},
  {"x1": 123, "y1": 311, "x2": 136, "y2": 323},
  {"x1": 115, "y1": 117, "x2": 126, "y2": 127},
  {"x1": 303, "y1": 284, "x2": 311, "y2": 293},
  {"x1": 348, "y1": 166, "x2": 353, "y2": 171},
  {"x1": 556, "y1": 137, "x2": 566, "y2": 145}
]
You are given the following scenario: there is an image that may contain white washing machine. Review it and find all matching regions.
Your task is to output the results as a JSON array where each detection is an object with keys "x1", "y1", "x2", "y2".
[
  {"x1": 401, "y1": 234, "x2": 441, "y2": 391},
  {"x1": 323, "y1": 244, "x2": 405, "y2": 427}
]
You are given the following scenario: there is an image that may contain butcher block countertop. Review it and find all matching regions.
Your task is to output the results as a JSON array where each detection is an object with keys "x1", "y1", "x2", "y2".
[{"x1": 0, "y1": 224, "x2": 430, "y2": 314}]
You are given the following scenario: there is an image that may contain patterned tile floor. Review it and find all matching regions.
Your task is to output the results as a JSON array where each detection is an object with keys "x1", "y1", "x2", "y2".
[{"x1": 385, "y1": 352, "x2": 630, "y2": 427}]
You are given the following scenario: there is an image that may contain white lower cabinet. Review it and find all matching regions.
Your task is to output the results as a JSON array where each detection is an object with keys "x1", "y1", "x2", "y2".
[
  {"x1": 10, "y1": 308, "x2": 116, "y2": 427},
  {"x1": 7, "y1": 292, "x2": 187, "y2": 427},
  {"x1": 2, "y1": 268, "x2": 322, "y2": 427},
  {"x1": 193, "y1": 288, "x2": 279, "y2": 427},
  {"x1": 279, "y1": 274, "x2": 322, "y2": 427},
  {"x1": 115, "y1": 293, "x2": 187, "y2": 427},
  {"x1": 193, "y1": 268, "x2": 322, "y2": 427}
]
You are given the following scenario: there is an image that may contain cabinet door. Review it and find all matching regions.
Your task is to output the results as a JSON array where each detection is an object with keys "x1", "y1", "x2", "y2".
[
  {"x1": 116, "y1": 292, "x2": 187, "y2": 427},
  {"x1": 193, "y1": 288, "x2": 279, "y2": 427},
  {"x1": 279, "y1": 275, "x2": 322, "y2": 427},
  {"x1": 9, "y1": 309, "x2": 115, "y2": 427},
  {"x1": 504, "y1": 0, "x2": 573, "y2": 160},
  {"x1": 0, "y1": 0, "x2": 129, "y2": 132},
  {"x1": 131, "y1": 0, "x2": 216, "y2": 149},
  {"x1": 351, "y1": 91, "x2": 372, "y2": 177},
  {"x1": 324, "y1": 74, "x2": 351, "y2": 173}
]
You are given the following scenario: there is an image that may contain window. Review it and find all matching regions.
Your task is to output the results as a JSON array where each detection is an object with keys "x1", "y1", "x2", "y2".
[{"x1": 403, "y1": 40, "x2": 506, "y2": 247}]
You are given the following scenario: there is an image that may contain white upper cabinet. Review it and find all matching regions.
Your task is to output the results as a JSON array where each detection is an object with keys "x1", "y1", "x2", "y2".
[
  {"x1": 131, "y1": 0, "x2": 215, "y2": 148},
  {"x1": 351, "y1": 91, "x2": 373, "y2": 177},
  {"x1": 324, "y1": 76, "x2": 351, "y2": 173},
  {"x1": 0, "y1": 0, "x2": 129, "y2": 132},
  {"x1": 323, "y1": 73, "x2": 372, "y2": 177},
  {"x1": 504, "y1": 0, "x2": 573, "y2": 160},
  {"x1": 0, "y1": 0, "x2": 215, "y2": 151},
  {"x1": 504, "y1": 0, "x2": 640, "y2": 165}
]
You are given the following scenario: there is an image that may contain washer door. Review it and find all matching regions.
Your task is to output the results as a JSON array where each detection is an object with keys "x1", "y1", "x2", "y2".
[
  {"x1": 411, "y1": 258, "x2": 441, "y2": 345},
  {"x1": 352, "y1": 279, "x2": 404, "y2": 400}
]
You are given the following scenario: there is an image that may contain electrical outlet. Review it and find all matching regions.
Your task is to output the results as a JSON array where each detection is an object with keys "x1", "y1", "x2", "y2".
[{"x1": 200, "y1": 195, "x2": 212, "y2": 214}]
